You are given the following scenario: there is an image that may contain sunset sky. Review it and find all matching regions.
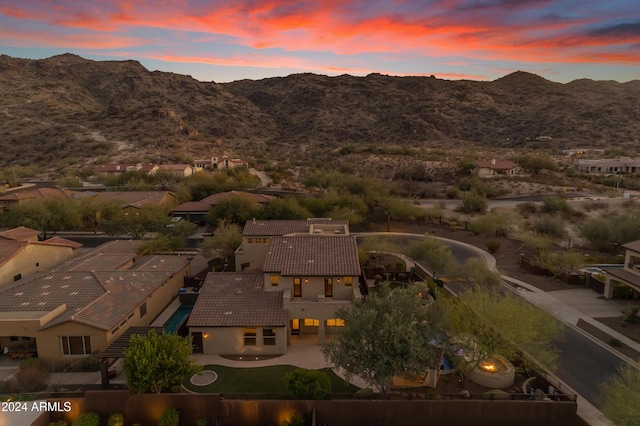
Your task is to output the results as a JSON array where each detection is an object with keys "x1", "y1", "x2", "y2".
[{"x1": 1, "y1": 0, "x2": 638, "y2": 83}]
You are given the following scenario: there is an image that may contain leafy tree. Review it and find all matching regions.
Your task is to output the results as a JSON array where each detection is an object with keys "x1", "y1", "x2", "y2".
[
  {"x1": 261, "y1": 197, "x2": 311, "y2": 220},
  {"x1": 531, "y1": 215, "x2": 566, "y2": 239},
  {"x1": 443, "y1": 286, "x2": 562, "y2": 386},
  {"x1": 456, "y1": 257, "x2": 503, "y2": 288},
  {"x1": 516, "y1": 155, "x2": 559, "y2": 175},
  {"x1": 2, "y1": 198, "x2": 81, "y2": 240},
  {"x1": 206, "y1": 196, "x2": 261, "y2": 225},
  {"x1": 75, "y1": 196, "x2": 123, "y2": 233},
  {"x1": 533, "y1": 250, "x2": 585, "y2": 280},
  {"x1": 357, "y1": 236, "x2": 402, "y2": 267},
  {"x1": 407, "y1": 235, "x2": 456, "y2": 280},
  {"x1": 379, "y1": 197, "x2": 424, "y2": 223},
  {"x1": 123, "y1": 330, "x2": 201, "y2": 394},
  {"x1": 138, "y1": 219, "x2": 196, "y2": 255},
  {"x1": 200, "y1": 221, "x2": 243, "y2": 267},
  {"x1": 284, "y1": 368, "x2": 332, "y2": 399},
  {"x1": 322, "y1": 283, "x2": 440, "y2": 396},
  {"x1": 540, "y1": 196, "x2": 573, "y2": 216},
  {"x1": 101, "y1": 204, "x2": 171, "y2": 239},
  {"x1": 579, "y1": 209, "x2": 640, "y2": 251},
  {"x1": 468, "y1": 210, "x2": 521, "y2": 237},
  {"x1": 600, "y1": 363, "x2": 640, "y2": 426}
]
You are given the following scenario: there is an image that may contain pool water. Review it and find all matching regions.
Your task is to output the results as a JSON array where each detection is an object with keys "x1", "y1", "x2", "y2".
[{"x1": 163, "y1": 305, "x2": 193, "y2": 334}]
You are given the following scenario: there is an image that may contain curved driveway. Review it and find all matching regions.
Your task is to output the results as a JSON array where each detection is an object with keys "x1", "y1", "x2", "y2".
[{"x1": 355, "y1": 232, "x2": 627, "y2": 413}]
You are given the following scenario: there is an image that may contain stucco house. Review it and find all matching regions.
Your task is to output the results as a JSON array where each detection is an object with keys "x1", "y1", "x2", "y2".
[
  {"x1": 172, "y1": 191, "x2": 275, "y2": 223},
  {"x1": 92, "y1": 163, "x2": 159, "y2": 176},
  {"x1": 156, "y1": 164, "x2": 196, "y2": 177},
  {"x1": 0, "y1": 227, "x2": 82, "y2": 288},
  {"x1": 574, "y1": 157, "x2": 640, "y2": 175},
  {"x1": 601, "y1": 241, "x2": 640, "y2": 299},
  {"x1": 235, "y1": 218, "x2": 349, "y2": 272},
  {"x1": 0, "y1": 188, "x2": 73, "y2": 208},
  {"x1": 474, "y1": 158, "x2": 518, "y2": 177},
  {"x1": 0, "y1": 240, "x2": 191, "y2": 364},
  {"x1": 194, "y1": 153, "x2": 248, "y2": 170},
  {"x1": 188, "y1": 219, "x2": 361, "y2": 356}
]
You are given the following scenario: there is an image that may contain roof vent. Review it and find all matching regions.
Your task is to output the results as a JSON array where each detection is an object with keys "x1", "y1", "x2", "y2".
[{"x1": 224, "y1": 311, "x2": 233, "y2": 315}]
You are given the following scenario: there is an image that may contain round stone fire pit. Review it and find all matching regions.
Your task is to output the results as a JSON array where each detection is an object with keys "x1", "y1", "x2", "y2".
[
  {"x1": 467, "y1": 354, "x2": 515, "y2": 389},
  {"x1": 190, "y1": 370, "x2": 218, "y2": 386}
]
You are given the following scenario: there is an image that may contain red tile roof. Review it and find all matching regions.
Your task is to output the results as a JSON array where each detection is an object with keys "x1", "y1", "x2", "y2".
[
  {"x1": 199, "y1": 191, "x2": 275, "y2": 206},
  {"x1": 0, "y1": 227, "x2": 41, "y2": 242},
  {"x1": 475, "y1": 159, "x2": 517, "y2": 170},
  {"x1": 187, "y1": 273, "x2": 287, "y2": 327},
  {"x1": 0, "y1": 188, "x2": 73, "y2": 203},
  {"x1": 264, "y1": 236, "x2": 360, "y2": 276},
  {"x1": 242, "y1": 219, "x2": 348, "y2": 236},
  {"x1": 91, "y1": 191, "x2": 175, "y2": 208},
  {"x1": 0, "y1": 240, "x2": 29, "y2": 267},
  {"x1": 93, "y1": 163, "x2": 158, "y2": 173}
]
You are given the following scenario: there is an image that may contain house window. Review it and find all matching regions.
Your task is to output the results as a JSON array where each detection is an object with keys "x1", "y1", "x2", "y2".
[
  {"x1": 9, "y1": 336, "x2": 18, "y2": 342},
  {"x1": 293, "y1": 277, "x2": 301, "y2": 297},
  {"x1": 263, "y1": 328, "x2": 276, "y2": 346},
  {"x1": 248, "y1": 238, "x2": 254, "y2": 244},
  {"x1": 140, "y1": 302, "x2": 147, "y2": 318},
  {"x1": 324, "y1": 278, "x2": 333, "y2": 297},
  {"x1": 13, "y1": 273, "x2": 21, "y2": 282},
  {"x1": 61, "y1": 336, "x2": 92, "y2": 356},
  {"x1": 243, "y1": 328, "x2": 257, "y2": 346},
  {"x1": 304, "y1": 319, "x2": 319, "y2": 327},
  {"x1": 270, "y1": 276, "x2": 279, "y2": 286},
  {"x1": 344, "y1": 276, "x2": 353, "y2": 286},
  {"x1": 264, "y1": 238, "x2": 270, "y2": 244},
  {"x1": 326, "y1": 319, "x2": 345, "y2": 327}
]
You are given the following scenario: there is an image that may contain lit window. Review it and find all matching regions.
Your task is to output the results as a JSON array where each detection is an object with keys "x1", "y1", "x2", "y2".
[
  {"x1": 248, "y1": 238, "x2": 254, "y2": 244},
  {"x1": 263, "y1": 328, "x2": 276, "y2": 346},
  {"x1": 61, "y1": 336, "x2": 92, "y2": 356},
  {"x1": 344, "y1": 277, "x2": 353, "y2": 286},
  {"x1": 326, "y1": 319, "x2": 345, "y2": 327},
  {"x1": 243, "y1": 328, "x2": 257, "y2": 346},
  {"x1": 304, "y1": 319, "x2": 319, "y2": 327},
  {"x1": 270, "y1": 276, "x2": 279, "y2": 286}
]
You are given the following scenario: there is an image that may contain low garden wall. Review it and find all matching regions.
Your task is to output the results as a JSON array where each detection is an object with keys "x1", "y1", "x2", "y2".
[{"x1": 37, "y1": 391, "x2": 579, "y2": 426}]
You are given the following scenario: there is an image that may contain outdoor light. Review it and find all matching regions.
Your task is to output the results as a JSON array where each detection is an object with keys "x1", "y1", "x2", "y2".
[
  {"x1": 203, "y1": 333, "x2": 208, "y2": 338},
  {"x1": 480, "y1": 361, "x2": 497, "y2": 372}
]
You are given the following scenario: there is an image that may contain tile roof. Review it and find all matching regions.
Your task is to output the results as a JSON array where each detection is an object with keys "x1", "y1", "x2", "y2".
[
  {"x1": 91, "y1": 191, "x2": 175, "y2": 208},
  {"x1": 622, "y1": 240, "x2": 640, "y2": 253},
  {"x1": 35, "y1": 237, "x2": 83, "y2": 249},
  {"x1": 0, "y1": 188, "x2": 73, "y2": 202},
  {"x1": 63, "y1": 253, "x2": 138, "y2": 271},
  {"x1": 93, "y1": 163, "x2": 158, "y2": 173},
  {"x1": 0, "y1": 251, "x2": 190, "y2": 331},
  {"x1": 187, "y1": 273, "x2": 287, "y2": 327},
  {"x1": 264, "y1": 236, "x2": 360, "y2": 276},
  {"x1": 199, "y1": 191, "x2": 275, "y2": 206},
  {"x1": 0, "y1": 240, "x2": 28, "y2": 267},
  {"x1": 242, "y1": 219, "x2": 348, "y2": 236},
  {"x1": 0, "y1": 226, "x2": 41, "y2": 241}
]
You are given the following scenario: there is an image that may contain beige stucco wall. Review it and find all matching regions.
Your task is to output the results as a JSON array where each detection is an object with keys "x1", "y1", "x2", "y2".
[
  {"x1": 235, "y1": 238, "x2": 271, "y2": 271},
  {"x1": 0, "y1": 244, "x2": 78, "y2": 288},
  {"x1": 264, "y1": 275, "x2": 358, "y2": 301},
  {"x1": 190, "y1": 326, "x2": 286, "y2": 355},
  {"x1": 0, "y1": 262, "x2": 190, "y2": 363}
]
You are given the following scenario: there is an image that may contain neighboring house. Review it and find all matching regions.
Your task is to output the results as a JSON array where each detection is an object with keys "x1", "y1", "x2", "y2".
[
  {"x1": 602, "y1": 241, "x2": 640, "y2": 299},
  {"x1": 0, "y1": 240, "x2": 192, "y2": 364},
  {"x1": 172, "y1": 191, "x2": 275, "y2": 223},
  {"x1": 574, "y1": 157, "x2": 640, "y2": 174},
  {"x1": 235, "y1": 219, "x2": 349, "y2": 272},
  {"x1": 189, "y1": 219, "x2": 361, "y2": 356},
  {"x1": 93, "y1": 163, "x2": 159, "y2": 176},
  {"x1": 0, "y1": 188, "x2": 73, "y2": 208},
  {"x1": 474, "y1": 159, "x2": 518, "y2": 177},
  {"x1": 76, "y1": 191, "x2": 177, "y2": 209},
  {"x1": 0, "y1": 227, "x2": 82, "y2": 288},
  {"x1": 156, "y1": 164, "x2": 195, "y2": 177},
  {"x1": 194, "y1": 154, "x2": 248, "y2": 170},
  {"x1": 562, "y1": 149, "x2": 605, "y2": 156}
]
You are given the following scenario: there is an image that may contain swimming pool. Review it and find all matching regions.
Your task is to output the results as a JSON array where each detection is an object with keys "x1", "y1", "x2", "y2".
[{"x1": 163, "y1": 305, "x2": 193, "y2": 334}]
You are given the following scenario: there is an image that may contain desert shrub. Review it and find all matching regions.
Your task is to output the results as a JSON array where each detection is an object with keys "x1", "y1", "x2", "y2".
[
  {"x1": 354, "y1": 388, "x2": 374, "y2": 398},
  {"x1": 445, "y1": 186, "x2": 459, "y2": 199},
  {"x1": 71, "y1": 412, "x2": 99, "y2": 426},
  {"x1": 48, "y1": 421, "x2": 69, "y2": 426},
  {"x1": 608, "y1": 338, "x2": 623, "y2": 348},
  {"x1": 196, "y1": 419, "x2": 208, "y2": 426},
  {"x1": 531, "y1": 215, "x2": 566, "y2": 238},
  {"x1": 540, "y1": 196, "x2": 574, "y2": 216},
  {"x1": 159, "y1": 408, "x2": 179, "y2": 426},
  {"x1": 486, "y1": 240, "x2": 500, "y2": 254},
  {"x1": 107, "y1": 412, "x2": 124, "y2": 426},
  {"x1": 457, "y1": 193, "x2": 488, "y2": 214},
  {"x1": 284, "y1": 368, "x2": 332, "y2": 399},
  {"x1": 622, "y1": 306, "x2": 640, "y2": 324},
  {"x1": 281, "y1": 411, "x2": 305, "y2": 426},
  {"x1": 516, "y1": 202, "x2": 538, "y2": 217},
  {"x1": 11, "y1": 358, "x2": 49, "y2": 393}
]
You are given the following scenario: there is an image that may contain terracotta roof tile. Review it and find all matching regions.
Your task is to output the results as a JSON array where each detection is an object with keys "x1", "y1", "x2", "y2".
[
  {"x1": 0, "y1": 226, "x2": 41, "y2": 241},
  {"x1": 187, "y1": 273, "x2": 287, "y2": 327},
  {"x1": 264, "y1": 236, "x2": 360, "y2": 276},
  {"x1": 243, "y1": 219, "x2": 348, "y2": 236},
  {"x1": 0, "y1": 240, "x2": 29, "y2": 267}
]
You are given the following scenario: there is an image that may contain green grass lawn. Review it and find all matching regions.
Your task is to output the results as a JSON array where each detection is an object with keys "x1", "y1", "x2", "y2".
[{"x1": 183, "y1": 364, "x2": 360, "y2": 398}]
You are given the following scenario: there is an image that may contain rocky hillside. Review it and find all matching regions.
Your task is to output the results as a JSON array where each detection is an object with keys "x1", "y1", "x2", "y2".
[{"x1": 1, "y1": 53, "x2": 639, "y2": 172}]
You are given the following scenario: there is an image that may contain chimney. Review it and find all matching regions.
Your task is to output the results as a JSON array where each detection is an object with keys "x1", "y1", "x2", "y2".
[
  {"x1": 252, "y1": 218, "x2": 256, "y2": 224},
  {"x1": 491, "y1": 158, "x2": 496, "y2": 165}
]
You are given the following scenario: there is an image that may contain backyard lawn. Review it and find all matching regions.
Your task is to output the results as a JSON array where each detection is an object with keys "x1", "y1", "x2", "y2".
[{"x1": 183, "y1": 364, "x2": 360, "y2": 398}]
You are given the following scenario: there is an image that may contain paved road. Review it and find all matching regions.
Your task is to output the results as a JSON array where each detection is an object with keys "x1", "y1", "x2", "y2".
[{"x1": 356, "y1": 232, "x2": 626, "y2": 410}]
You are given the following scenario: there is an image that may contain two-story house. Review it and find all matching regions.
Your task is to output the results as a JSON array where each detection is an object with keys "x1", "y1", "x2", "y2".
[
  {"x1": 602, "y1": 240, "x2": 640, "y2": 299},
  {"x1": 188, "y1": 219, "x2": 361, "y2": 356}
]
